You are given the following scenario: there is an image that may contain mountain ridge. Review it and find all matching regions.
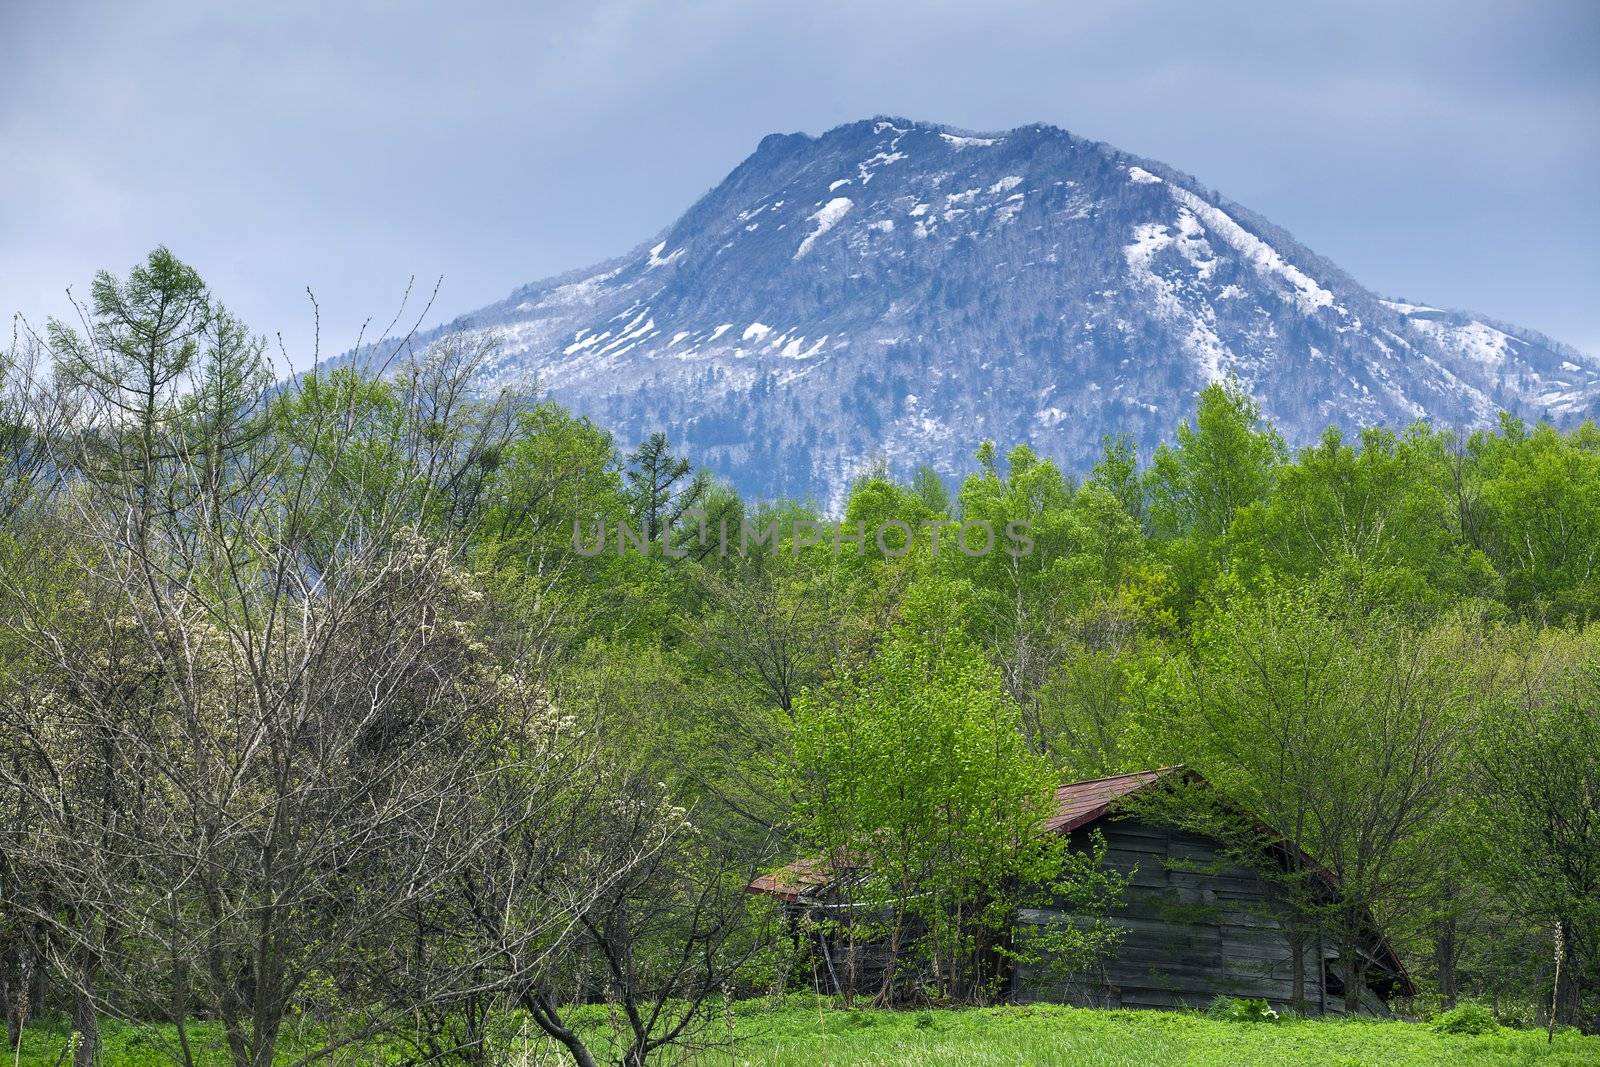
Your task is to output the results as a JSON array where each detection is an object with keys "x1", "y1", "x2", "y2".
[{"x1": 333, "y1": 117, "x2": 1600, "y2": 508}]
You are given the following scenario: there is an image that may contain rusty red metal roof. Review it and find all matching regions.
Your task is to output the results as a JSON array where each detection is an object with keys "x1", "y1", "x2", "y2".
[
  {"x1": 747, "y1": 856, "x2": 835, "y2": 904},
  {"x1": 1040, "y1": 766, "x2": 1186, "y2": 835},
  {"x1": 750, "y1": 767, "x2": 1187, "y2": 903}
]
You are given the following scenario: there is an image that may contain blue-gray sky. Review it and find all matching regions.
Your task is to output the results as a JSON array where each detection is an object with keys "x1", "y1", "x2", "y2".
[{"x1": 4, "y1": 0, "x2": 1597, "y2": 369}]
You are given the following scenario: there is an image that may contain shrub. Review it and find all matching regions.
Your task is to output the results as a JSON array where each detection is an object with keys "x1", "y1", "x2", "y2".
[
  {"x1": 1206, "y1": 996, "x2": 1281, "y2": 1023},
  {"x1": 1431, "y1": 1002, "x2": 1500, "y2": 1036}
]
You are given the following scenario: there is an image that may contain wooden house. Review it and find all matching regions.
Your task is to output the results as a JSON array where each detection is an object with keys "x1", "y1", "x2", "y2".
[{"x1": 749, "y1": 766, "x2": 1413, "y2": 1014}]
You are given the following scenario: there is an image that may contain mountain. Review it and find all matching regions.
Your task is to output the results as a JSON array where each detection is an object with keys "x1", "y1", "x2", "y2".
[{"x1": 345, "y1": 118, "x2": 1600, "y2": 507}]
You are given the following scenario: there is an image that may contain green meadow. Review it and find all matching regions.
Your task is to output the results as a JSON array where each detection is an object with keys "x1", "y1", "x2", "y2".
[{"x1": 12, "y1": 1003, "x2": 1599, "y2": 1067}]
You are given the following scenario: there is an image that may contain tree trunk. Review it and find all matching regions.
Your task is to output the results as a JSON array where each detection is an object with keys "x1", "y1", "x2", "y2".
[
  {"x1": 1288, "y1": 930, "x2": 1305, "y2": 1013},
  {"x1": 0, "y1": 934, "x2": 16, "y2": 1053},
  {"x1": 1554, "y1": 964, "x2": 1582, "y2": 1029},
  {"x1": 1433, "y1": 884, "x2": 1458, "y2": 1009},
  {"x1": 26, "y1": 935, "x2": 44, "y2": 1021},
  {"x1": 842, "y1": 929, "x2": 860, "y2": 1007},
  {"x1": 1341, "y1": 943, "x2": 1361, "y2": 1015},
  {"x1": 249, "y1": 1018, "x2": 282, "y2": 1067},
  {"x1": 71, "y1": 955, "x2": 99, "y2": 1067},
  {"x1": 1, "y1": 982, "x2": 14, "y2": 1055},
  {"x1": 244, "y1": 956, "x2": 286, "y2": 1067},
  {"x1": 873, "y1": 912, "x2": 907, "y2": 1007},
  {"x1": 1434, "y1": 915, "x2": 1458, "y2": 1009},
  {"x1": 519, "y1": 989, "x2": 600, "y2": 1067}
]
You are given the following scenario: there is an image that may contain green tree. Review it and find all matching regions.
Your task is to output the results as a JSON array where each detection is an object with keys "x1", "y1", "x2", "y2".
[
  {"x1": 1470, "y1": 420, "x2": 1600, "y2": 621},
  {"x1": 910, "y1": 463, "x2": 951, "y2": 516},
  {"x1": 1234, "y1": 425, "x2": 1497, "y2": 611},
  {"x1": 790, "y1": 577, "x2": 1118, "y2": 1004},
  {"x1": 49, "y1": 246, "x2": 269, "y2": 540},
  {"x1": 1147, "y1": 382, "x2": 1286, "y2": 607},
  {"x1": 1469, "y1": 626, "x2": 1600, "y2": 1028},
  {"x1": 1148, "y1": 382, "x2": 1286, "y2": 543},
  {"x1": 625, "y1": 431, "x2": 708, "y2": 542},
  {"x1": 1087, "y1": 433, "x2": 1144, "y2": 527},
  {"x1": 1177, "y1": 578, "x2": 1471, "y2": 1011}
]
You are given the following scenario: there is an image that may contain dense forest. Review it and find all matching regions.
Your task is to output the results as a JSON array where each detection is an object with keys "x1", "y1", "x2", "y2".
[{"x1": 1, "y1": 248, "x2": 1597, "y2": 1065}]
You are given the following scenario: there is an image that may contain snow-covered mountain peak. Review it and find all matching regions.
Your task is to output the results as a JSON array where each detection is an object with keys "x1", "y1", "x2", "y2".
[{"x1": 339, "y1": 118, "x2": 1598, "y2": 506}]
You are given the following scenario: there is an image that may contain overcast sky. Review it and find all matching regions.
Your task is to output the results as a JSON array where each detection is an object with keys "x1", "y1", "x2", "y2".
[{"x1": 4, "y1": 0, "x2": 1597, "y2": 369}]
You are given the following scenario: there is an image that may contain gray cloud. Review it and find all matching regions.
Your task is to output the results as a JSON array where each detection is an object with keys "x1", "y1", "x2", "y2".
[{"x1": 3, "y1": 0, "x2": 1597, "y2": 366}]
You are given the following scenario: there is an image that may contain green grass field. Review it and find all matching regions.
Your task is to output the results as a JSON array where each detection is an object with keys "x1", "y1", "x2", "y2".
[
  {"x1": 730, "y1": 1003, "x2": 1600, "y2": 1066},
  {"x1": 11, "y1": 1003, "x2": 1599, "y2": 1067}
]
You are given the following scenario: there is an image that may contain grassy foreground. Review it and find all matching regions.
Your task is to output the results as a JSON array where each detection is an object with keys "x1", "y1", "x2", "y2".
[
  {"x1": 11, "y1": 1002, "x2": 1599, "y2": 1067},
  {"x1": 735, "y1": 1003, "x2": 1599, "y2": 1066}
]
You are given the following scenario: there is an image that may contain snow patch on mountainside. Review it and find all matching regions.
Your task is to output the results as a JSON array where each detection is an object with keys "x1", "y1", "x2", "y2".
[
  {"x1": 795, "y1": 197, "x2": 853, "y2": 258},
  {"x1": 941, "y1": 133, "x2": 999, "y2": 148},
  {"x1": 647, "y1": 242, "x2": 683, "y2": 269},
  {"x1": 1123, "y1": 221, "x2": 1228, "y2": 382},
  {"x1": 1382, "y1": 299, "x2": 1444, "y2": 315},
  {"x1": 1408, "y1": 318, "x2": 1512, "y2": 366},
  {"x1": 1167, "y1": 187, "x2": 1338, "y2": 316}
]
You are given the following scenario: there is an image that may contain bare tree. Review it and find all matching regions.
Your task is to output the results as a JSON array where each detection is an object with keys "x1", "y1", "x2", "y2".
[
  {"x1": 0, "y1": 327, "x2": 69, "y2": 525},
  {"x1": 0, "y1": 249, "x2": 571, "y2": 1067},
  {"x1": 446, "y1": 735, "x2": 778, "y2": 1067},
  {"x1": 0, "y1": 329, "x2": 73, "y2": 1052}
]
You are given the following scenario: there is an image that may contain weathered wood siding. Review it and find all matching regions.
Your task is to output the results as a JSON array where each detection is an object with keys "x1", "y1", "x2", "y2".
[{"x1": 1011, "y1": 818, "x2": 1341, "y2": 1013}]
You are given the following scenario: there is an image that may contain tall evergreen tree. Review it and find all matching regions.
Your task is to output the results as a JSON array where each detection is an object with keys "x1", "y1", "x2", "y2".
[{"x1": 625, "y1": 431, "x2": 708, "y2": 541}]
